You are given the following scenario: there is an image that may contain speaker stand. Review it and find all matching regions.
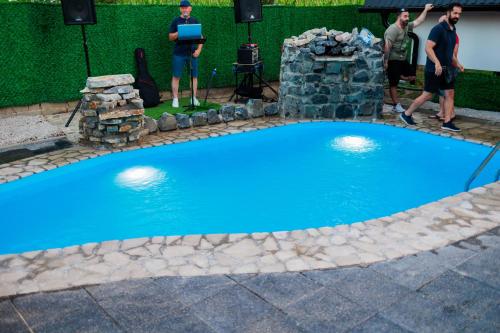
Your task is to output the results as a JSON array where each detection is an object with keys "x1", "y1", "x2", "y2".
[
  {"x1": 65, "y1": 25, "x2": 92, "y2": 127},
  {"x1": 247, "y1": 22, "x2": 252, "y2": 44}
]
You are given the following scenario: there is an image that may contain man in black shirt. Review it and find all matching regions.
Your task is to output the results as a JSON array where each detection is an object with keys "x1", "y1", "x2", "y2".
[
  {"x1": 169, "y1": 0, "x2": 203, "y2": 108},
  {"x1": 400, "y1": 2, "x2": 464, "y2": 132}
]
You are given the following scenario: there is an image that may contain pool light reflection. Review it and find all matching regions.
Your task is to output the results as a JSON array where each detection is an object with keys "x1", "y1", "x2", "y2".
[
  {"x1": 115, "y1": 166, "x2": 166, "y2": 190},
  {"x1": 331, "y1": 135, "x2": 377, "y2": 153}
]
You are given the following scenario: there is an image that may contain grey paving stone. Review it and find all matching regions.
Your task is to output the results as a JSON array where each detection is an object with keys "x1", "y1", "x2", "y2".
[
  {"x1": 420, "y1": 270, "x2": 500, "y2": 322},
  {"x1": 154, "y1": 275, "x2": 236, "y2": 306},
  {"x1": 86, "y1": 278, "x2": 186, "y2": 331},
  {"x1": 456, "y1": 232, "x2": 500, "y2": 252},
  {"x1": 189, "y1": 284, "x2": 278, "y2": 333},
  {"x1": 227, "y1": 273, "x2": 258, "y2": 283},
  {"x1": 328, "y1": 268, "x2": 411, "y2": 311},
  {"x1": 453, "y1": 246, "x2": 500, "y2": 290},
  {"x1": 380, "y1": 292, "x2": 469, "y2": 333},
  {"x1": 0, "y1": 300, "x2": 30, "y2": 333},
  {"x1": 283, "y1": 287, "x2": 375, "y2": 333},
  {"x1": 123, "y1": 307, "x2": 216, "y2": 333},
  {"x1": 13, "y1": 289, "x2": 121, "y2": 333},
  {"x1": 243, "y1": 312, "x2": 306, "y2": 333},
  {"x1": 302, "y1": 267, "x2": 363, "y2": 286},
  {"x1": 350, "y1": 314, "x2": 412, "y2": 333},
  {"x1": 371, "y1": 245, "x2": 476, "y2": 290},
  {"x1": 240, "y1": 272, "x2": 323, "y2": 308},
  {"x1": 463, "y1": 319, "x2": 500, "y2": 333}
]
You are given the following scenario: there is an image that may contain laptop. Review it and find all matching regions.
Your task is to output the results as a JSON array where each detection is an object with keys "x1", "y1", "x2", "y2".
[{"x1": 178, "y1": 24, "x2": 202, "y2": 40}]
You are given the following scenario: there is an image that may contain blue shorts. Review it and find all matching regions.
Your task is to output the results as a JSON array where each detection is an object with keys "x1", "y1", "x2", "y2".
[{"x1": 172, "y1": 54, "x2": 198, "y2": 78}]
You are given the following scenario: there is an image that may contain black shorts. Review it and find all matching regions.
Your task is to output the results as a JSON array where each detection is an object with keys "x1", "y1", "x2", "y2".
[
  {"x1": 424, "y1": 71, "x2": 455, "y2": 94},
  {"x1": 387, "y1": 60, "x2": 413, "y2": 87}
]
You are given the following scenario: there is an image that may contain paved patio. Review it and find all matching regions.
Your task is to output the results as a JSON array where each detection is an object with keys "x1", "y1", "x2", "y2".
[
  {"x1": 0, "y1": 102, "x2": 499, "y2": 332},
  {"x1": 1, "y1": 227, "x2": 499, "y2": 333}
]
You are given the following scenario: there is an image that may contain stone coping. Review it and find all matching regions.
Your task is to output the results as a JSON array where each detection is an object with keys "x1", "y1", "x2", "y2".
[{"x1": 0, "y1": 117, "x2": 499, "y2": 298}]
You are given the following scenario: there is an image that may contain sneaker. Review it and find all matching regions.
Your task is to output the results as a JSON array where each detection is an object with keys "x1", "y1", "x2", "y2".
[
  {"x1": 393, "y1": 103, "x2": 406, "y2": 113},
  {"x1": 441, "y1": 121, "x2": 461, "y2": 132},
  {"x1": 400, "y1": 112, "x2": 416, "y2": 126},
  {"x1": 172, "y1": 98, "x2": 179, "y2": 108},
  {"x1": 192, "y1": 97, "x2": 200, "y2": 107}
]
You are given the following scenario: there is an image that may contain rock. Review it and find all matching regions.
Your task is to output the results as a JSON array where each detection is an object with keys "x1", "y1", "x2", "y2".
[
  {"x1": 103, "y1": 85, "x2": 134, "y2": 94},
  {"x1": 264, "y1": 103, "x2": 278, "y2": 116},
  {"x1": 246, "y1": 99, "x2": 264, "y2": 118},
  {"x1": 220, "y1": 104, "x2": 235, "y2": 122},
  {"x1": 234, "y1": 106, "x2": 250, "y2": 120},
  {"x1": 157, "y1": 112, "x2": 177, "y2": 131},
  {"x1": 96, "y1": 101, "x2": 117, "y2": 113},
  {"x1": 95, "y1": 93, "x2": 122, "y2": 102},
  {"x1": 341, "y1": 46, "x2": 357, "y2": 56},
  {"x1": 86, "y1": 74, "x2": 135, "y2": 88},
  {"x1": 102, "y1": 134, "x2": 127, "y2": 144},
  {"x1": 313, "y1": 45, "x2": 326, "y2": 55},
  {"x1": 353, "y1": 70, "x2": 370, "y2": 83},
  {"x1": 98, "y1": 107, "x2": 144, "y2": 120},
  {"x1": 311, "y1": 94, "x2": 328, "y2": 104},
  {"x1": 336, "y1": 104, "x2": 354, "y2": 118},
  {"x1": 129, "y1": 98, "x2": 144, "y2": 109},
  {"x1": 175, "y1": 113, "x2": 192, "y2": 129},
  {"x1": 143, "y1": 116, "x2": 158, "y2": 134},
  {"x1": 207, "y1": 109, "x2": 222, "y2": 124},
  {"x1": 121, "y1": 92, "x2": 139, "y2": 100},
  {"x1": 192, "y1": 112, "x2": 208, "y2": 126}
]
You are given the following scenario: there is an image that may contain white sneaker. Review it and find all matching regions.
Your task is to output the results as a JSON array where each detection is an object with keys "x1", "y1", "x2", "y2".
[
  {"x1": 192, "y1": 97, "x2": 200, "y2": 107},
  {"x1": 172, "y1": 98, "x2": 179, "y2": 108},
  {"x1": 393, "y1": 103, "x2": 406, "y2": 113}
]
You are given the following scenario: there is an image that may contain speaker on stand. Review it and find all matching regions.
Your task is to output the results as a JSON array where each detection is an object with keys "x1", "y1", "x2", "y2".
[
  {"x1": 61, "y1": 0, "x2": 97, "y2": 127},
  {"x1": 230, "y1": 0, "x2": 277, "y2": 102}
]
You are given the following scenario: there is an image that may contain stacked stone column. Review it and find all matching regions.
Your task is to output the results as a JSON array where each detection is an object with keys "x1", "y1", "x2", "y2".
[{"x1": 79, "y1": 74, "x2": 147, "y2": 147}]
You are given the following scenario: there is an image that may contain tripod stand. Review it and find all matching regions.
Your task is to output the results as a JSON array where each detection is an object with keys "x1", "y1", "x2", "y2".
[
  {"x1": 177, "y1": 38, "x2": 206, "y2": 111},
  {"x1": 65, "y1": 25, "x2": 91, "y2": 128}
]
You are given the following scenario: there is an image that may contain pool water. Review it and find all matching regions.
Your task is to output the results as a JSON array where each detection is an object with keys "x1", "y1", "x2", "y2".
[{"x1": 1, "y1": 122, "x2": 499, "y2": 255}]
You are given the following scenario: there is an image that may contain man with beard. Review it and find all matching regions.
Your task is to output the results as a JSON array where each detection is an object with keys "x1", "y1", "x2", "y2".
[
  {"x1": 400, "y1": 2, "x2": 463, "y2": 132},
  {"x1": 384, "y1": 4, "x2": 434, "y2": 113}
]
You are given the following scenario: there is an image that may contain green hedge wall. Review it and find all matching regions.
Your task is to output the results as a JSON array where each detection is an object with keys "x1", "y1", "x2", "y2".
[
  {"x1": 0, "y1": 3, "x2": 383, "y2": 108},
  {"x1": 1, "y1": 3, "x2": 498, "y2": 111}
]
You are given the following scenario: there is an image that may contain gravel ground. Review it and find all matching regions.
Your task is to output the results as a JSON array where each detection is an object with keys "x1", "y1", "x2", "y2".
[{"x1": 0, "y1": 115, "x2": 65, "y2": 148}]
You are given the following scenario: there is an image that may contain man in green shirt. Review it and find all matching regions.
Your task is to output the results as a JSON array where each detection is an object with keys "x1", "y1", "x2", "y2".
[{"x1": 384, "y1": 4, "x2": 434, "y2": 113}]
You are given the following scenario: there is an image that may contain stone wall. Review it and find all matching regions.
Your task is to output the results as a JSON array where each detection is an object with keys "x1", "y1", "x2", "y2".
[
  {"x1": 79, "y1": 74, "x2": 146, "y2": 147},
  {"x1": 278, "y1": 28, "x2": 384, "y2": 119}
]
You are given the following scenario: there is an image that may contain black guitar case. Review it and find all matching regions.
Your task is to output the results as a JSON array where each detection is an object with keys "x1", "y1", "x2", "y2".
[{"x1": 133, "y1": 48, "x2": 161, "y2": 108}]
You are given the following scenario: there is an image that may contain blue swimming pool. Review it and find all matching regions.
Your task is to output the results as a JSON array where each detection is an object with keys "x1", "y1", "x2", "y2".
[{"x1": 1, "y1": 122, "x2": 499, "y2": 255}]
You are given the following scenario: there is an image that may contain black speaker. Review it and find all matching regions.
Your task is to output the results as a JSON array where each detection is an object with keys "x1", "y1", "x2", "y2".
[
  {"x1": 61, "y1": 0, "x2": 97, "y2": 25},
  {"x1": 234, "y1": 0, "x2": 262, "y2": 23}
]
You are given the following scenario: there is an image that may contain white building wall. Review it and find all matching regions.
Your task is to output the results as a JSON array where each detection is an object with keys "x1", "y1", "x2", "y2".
[{"x1": 410, "y1": 11, "x2": 500, "y2": 72}]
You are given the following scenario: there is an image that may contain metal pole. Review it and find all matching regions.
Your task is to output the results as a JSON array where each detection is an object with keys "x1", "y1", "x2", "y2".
[
  {"x1": 247, "y1": 22, "x2": 252, "y2": 44},
  {"x1": 81, "y1": 25, "x2": 91, "y2": 77}
]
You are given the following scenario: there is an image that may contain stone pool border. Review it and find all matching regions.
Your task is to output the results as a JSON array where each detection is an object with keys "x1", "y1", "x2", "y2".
[{"x1": 1, "y1": 117, "x2": 499, "y2": 298}]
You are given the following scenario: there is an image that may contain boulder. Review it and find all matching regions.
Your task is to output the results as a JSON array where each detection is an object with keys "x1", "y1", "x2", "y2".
[
  {"x1": 157, "y1": 112, "x2": 177, "y2": 131},
  {"x1": 144, "y1": 116, "x2": 158, "y2": 134},
  {"x1": 175, "y1": 113, "x2": 192, "y2": 129},
  {"x1": 192, "y1": 112, "x2": 208, "y2": 127},
  {"x1": 246, "y1": 99, "x2": 264, "y2": 118},
  {"x1": 207, "y1": 109, "x2": 222, "y2": 124},
  {"x1": 220, "y1": 104, "x2": 235, "y2": 122},
  {"x1": 234, "y1": 106, "x2": 250, "y2": 120}
]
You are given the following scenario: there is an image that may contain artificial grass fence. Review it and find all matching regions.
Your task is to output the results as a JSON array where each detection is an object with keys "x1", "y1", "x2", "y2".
[
  {"x1": 1, "y1": 3, "x2": 499, "y2": 112},
  {"x1": 0, "y1": 3, "x2": 383, "y2": 108}
]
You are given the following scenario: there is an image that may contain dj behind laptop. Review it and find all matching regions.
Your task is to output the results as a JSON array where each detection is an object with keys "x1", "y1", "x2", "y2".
[{"x1": 177, "y1": 24, "x2": 202, "y2": 40}]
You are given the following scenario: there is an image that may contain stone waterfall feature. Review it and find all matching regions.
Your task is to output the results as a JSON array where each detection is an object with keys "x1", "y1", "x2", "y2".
[{"x1": 278, "y1": 28, "x2": 385, "y2": 119}]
